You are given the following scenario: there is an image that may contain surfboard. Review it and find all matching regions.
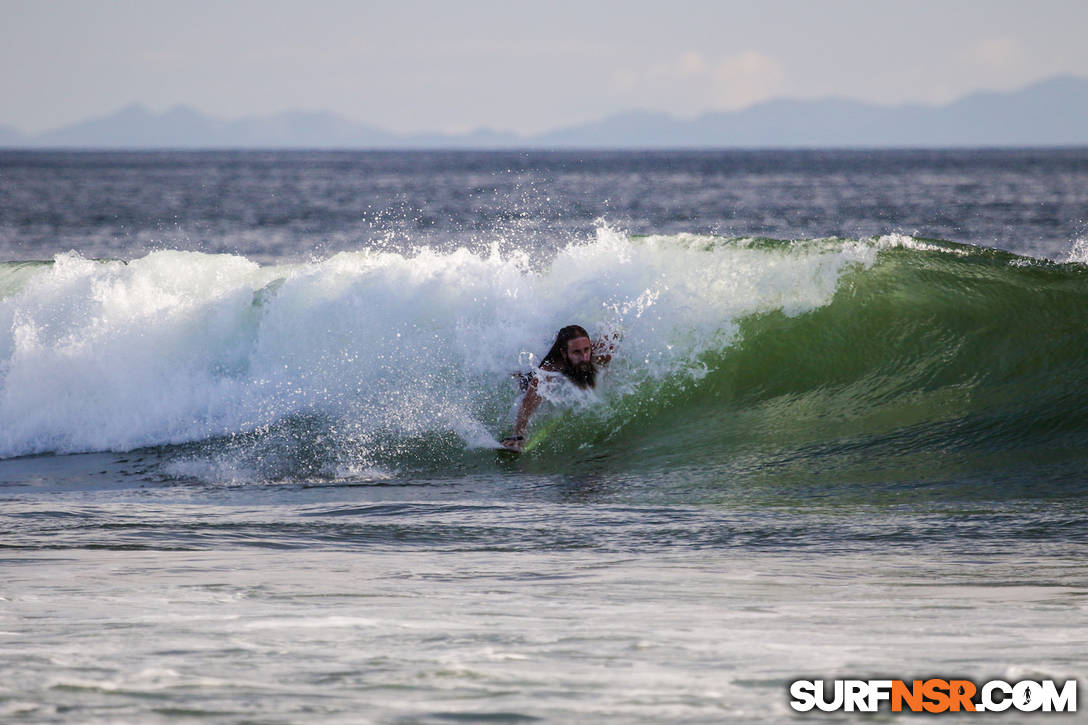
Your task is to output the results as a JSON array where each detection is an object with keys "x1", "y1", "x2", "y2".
[
  {"x1": 493, "y1": 436, "x2": 525, "y2": 454},
  {"x1": 493, "y1": 416, "x2": 560, "y2": 455}
]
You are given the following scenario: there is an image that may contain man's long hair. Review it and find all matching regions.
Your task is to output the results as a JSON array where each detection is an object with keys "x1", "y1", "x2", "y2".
[
  {"x1": 540, "y1": 324, "x2": 596, "y2": 388},
  {"x1": 541, "y1": 325, "x2": 591, "y2": 368}
]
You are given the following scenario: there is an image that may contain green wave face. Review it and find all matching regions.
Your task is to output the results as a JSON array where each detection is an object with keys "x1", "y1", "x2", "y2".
[
  {"x1": 2, "y1": 236, "x2": 1086, "y2": 504},
  {"x1": 520, "y1": 240, "x2": 1088, "y2": 503}
]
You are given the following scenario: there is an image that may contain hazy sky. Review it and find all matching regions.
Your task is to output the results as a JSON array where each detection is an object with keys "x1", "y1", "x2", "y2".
[{"x1": 3, "y1": 0, "x2": 1088, "y2": 135}]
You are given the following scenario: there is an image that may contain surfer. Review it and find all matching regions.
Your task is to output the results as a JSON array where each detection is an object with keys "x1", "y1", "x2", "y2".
[{"x1": 501, "y1": 324, "x2": 613, "y2": 451}]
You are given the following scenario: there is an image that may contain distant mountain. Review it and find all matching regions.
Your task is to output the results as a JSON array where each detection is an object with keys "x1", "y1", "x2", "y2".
[
  {"x1": 5, "y1": 75, "x2": 1088, "y2": 149},
  {"x1": 539, "y1": 75, "x2": 1088, "y2": 148},
  {"x1": 29, "y1": 104, "x2": 398, "y2": 148}
]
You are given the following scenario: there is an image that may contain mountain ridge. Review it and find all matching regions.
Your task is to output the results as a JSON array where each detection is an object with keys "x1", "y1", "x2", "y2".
[{"x1": 4, "y1": 75, "x2": 1088, "y2": 149}]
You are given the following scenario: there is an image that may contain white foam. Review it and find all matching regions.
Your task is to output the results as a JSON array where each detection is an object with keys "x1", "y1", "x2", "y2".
[
  {"x1": 873, "y1": 232, "x2": 970, "y2": 256},
  {"x1": 1065, "y1": 237, "x2": 1088, "y2": 265},
  {"x1": 0, "y1": 230, "x2": 879, "y2": 460}
]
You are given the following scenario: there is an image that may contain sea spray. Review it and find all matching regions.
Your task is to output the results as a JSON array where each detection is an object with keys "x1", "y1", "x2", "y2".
[{"x1": 0, "y1": 229, "x2": 880, "y2": 467}]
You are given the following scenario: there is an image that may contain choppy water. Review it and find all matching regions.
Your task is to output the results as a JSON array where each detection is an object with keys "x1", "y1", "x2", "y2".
[{"x1": 1, "y1": 150, "x2": 1086, "y2": 723}]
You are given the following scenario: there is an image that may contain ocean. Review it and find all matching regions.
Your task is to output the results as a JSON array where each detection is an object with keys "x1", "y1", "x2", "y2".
[{"x1": 1, "y1": 149, "x2": 1086, "y2": 723}]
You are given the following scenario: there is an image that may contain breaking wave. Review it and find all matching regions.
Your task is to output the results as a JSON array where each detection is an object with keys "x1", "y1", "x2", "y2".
[{"x1": 1, "y1": 228, "x2": 1086, "y2": 494}]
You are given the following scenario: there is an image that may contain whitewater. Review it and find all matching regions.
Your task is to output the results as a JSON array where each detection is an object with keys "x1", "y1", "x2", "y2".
[
  {"x1": 0, "y1": 229, "x2": 882, "y2": 458},
  {"x1": 1, "y1": 150, "x2": 1086, "y2": 724}
]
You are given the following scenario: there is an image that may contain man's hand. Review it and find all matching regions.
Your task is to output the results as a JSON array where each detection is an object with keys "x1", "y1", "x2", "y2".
[{"x1": 593, "y1": 332, "x2": 618, "y2": 366}]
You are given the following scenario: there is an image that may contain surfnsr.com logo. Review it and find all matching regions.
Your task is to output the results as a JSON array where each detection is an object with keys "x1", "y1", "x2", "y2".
[{"x1": 789, "y1": 679, "x2": 1078, "y2": 713}]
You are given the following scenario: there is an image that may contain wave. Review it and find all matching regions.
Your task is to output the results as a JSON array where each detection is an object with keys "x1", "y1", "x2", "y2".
[
  {"x1": 1, "y1": 229, "x2": 1086, "y2": 492},
  {"x1": 532, "y1": 236, "x2": 1088, "y2": 499}
]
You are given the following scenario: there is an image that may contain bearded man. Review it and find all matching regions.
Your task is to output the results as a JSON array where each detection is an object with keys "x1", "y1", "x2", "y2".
[{"x1": 501, "y1": 325, "x2": 613, "y2": 451}]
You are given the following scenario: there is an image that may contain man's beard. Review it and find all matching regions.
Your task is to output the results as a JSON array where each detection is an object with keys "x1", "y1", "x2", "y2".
[{"x1": 564, "y1": 360, "x2": 597, "y2": 389}]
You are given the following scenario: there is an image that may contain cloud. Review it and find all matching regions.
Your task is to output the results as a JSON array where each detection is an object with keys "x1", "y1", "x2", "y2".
[
  {"x1": 709, "y1": 51, "x2": 787, "y2": 110},
  {"x1": 652, "y1": 51, "x2": 710, "y2": 79},
  {"x1": 612, "y1": 50, "x2": 786, "y2": 113},
  {"x1": 968, "y1": 36, "x2": 1026, "y2": 70}
]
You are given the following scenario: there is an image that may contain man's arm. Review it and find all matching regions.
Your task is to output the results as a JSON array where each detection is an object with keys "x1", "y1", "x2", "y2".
[{"x1": 502, "y1": 376, "x2": 542, "y2": 451}]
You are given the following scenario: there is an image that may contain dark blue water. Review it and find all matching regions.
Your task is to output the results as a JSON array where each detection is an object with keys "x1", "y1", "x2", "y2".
[{"x1": 3, "y1": 149, "x2": 1087, "y2": 262}]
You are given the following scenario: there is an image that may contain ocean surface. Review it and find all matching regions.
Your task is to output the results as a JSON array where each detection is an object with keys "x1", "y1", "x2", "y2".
[{"x1": 1, "y1": 149, "x2": 1086, "y2": 723}]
